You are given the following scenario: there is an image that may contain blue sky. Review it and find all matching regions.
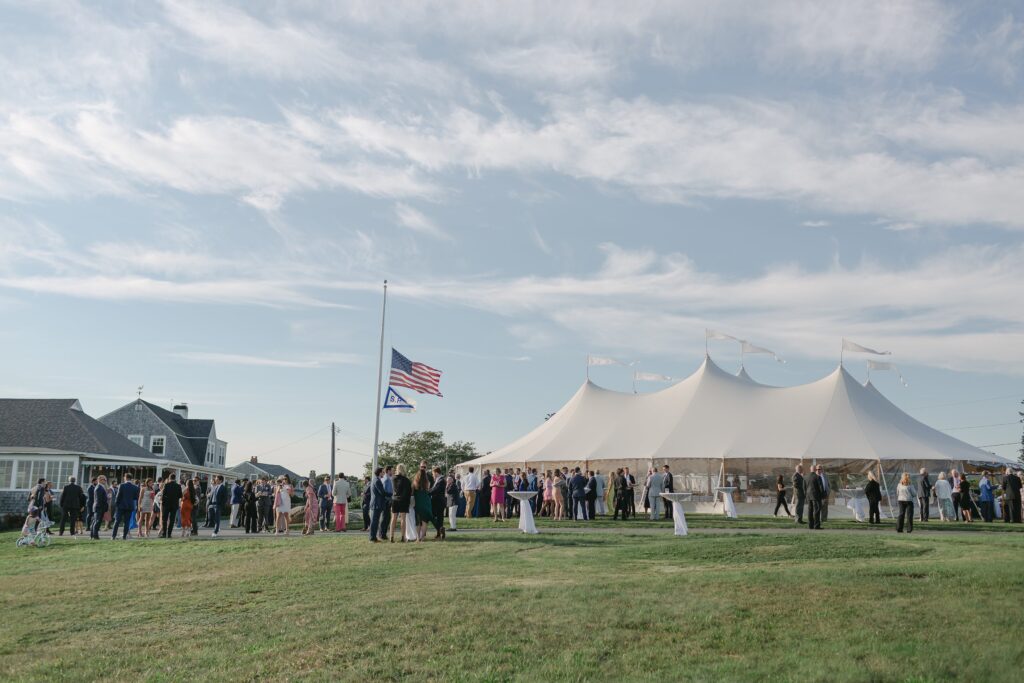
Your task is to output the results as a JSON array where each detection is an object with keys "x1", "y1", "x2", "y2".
[{"x1": 1, "y1": 1, "x2": 1022, "y2": 474}]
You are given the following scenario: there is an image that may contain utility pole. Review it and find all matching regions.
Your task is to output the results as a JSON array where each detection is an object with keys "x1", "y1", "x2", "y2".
[{"x1": 330, "y1": 421, "x2": 337, "y2": 478}]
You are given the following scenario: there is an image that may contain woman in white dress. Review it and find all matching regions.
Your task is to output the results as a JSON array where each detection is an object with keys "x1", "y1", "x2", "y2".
[{"x1": 274, "y1": 476, "x2": 294, "y2": 535}]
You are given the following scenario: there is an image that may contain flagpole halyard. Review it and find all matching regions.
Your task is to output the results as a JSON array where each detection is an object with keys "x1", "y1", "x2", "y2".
[{"x1": 370, "y1": 280, "x2": 388, "y2": 476}]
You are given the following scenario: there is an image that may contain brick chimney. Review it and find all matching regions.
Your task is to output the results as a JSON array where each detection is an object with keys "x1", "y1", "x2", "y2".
[
  {"x1": 173, "y1": 403, "x2": 189, "y2": 420},
  {"x1": 250, "y1": 456, "x2": 258, "y2": 464}
]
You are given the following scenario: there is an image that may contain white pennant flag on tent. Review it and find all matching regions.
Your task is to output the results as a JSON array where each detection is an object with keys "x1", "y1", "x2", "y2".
[
  {"x1": 635, "y1": 371, "x2": 673, "y2": 382},
  {"x1": 842, "y1": 338, "x2": 892, "y2": 355},
  {"x1": 705, "y1": 329, "x2": 738, "y2": 342},
  {"x1": 588, "y1": 355, "x2": 628, "y2": 367},
  {"x1": 867, "y1": 360, "x2": 908, "y2": 387},
  {"x1": 740, "y1": 340, "x2": 786, "y2": 363}
]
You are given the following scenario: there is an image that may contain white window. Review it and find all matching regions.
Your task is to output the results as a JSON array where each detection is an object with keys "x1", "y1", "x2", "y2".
[
  {"x1": 0, "y1": 459, "x2": 12, "y2": 488},
  {"x1": 151, "y1": 436, "x2": 165, "y2": 455},
  {"x1": 14, "y1": 461, "x2": 31, "y2": 489},
  {"x1": 128, "y1": 435, "x2": 144, "y2": 447},
  {"x1": 57, "y1": 461, "x2": 75, "y2": 484}
]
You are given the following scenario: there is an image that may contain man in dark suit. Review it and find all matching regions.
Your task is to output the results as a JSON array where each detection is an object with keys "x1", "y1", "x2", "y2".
[
  {"x1": 816, "y1": 465, "x2": 830, "y2": 522},
  {"x1": 805, "y1": 467, "x2": 823, "y2": 530},
  {"x1": 368, "y1": 468, "x2": 386, "y2": 542},
  {"x1": 585, "y1": 470, "x2": 598, "y2": 520},
  {"x1": 479, "y1": 470, "x2": 492, "y2": 519},
  {"x1": 792, "y1": 465, "x2": 806, "y2": 524},
  {"x1": 111, "y1": 473, "x2": 139, "y2": 540},
  {"x1": 1003, "y1": 467, "x2": 1022, "y2": 523},
  {"x1": 90, "y1": 476, "x2": 109, "y2": 540},
  {"x1": 159, "y1": 473, "x2": 183, "y2": 538},
  {"x1": 917, "y1": 468, "x2": 932, "y2": 522},
  {"x1": 59, "y1": 476, "x2": 85, "y2": 536},
  {"x1": 569, "y1": 467, "x2": 588, "y2": 520},
  {"x1": 623, "y1": 467, "x2": 636, "y2": 517},
  {"x1": 662, "y1": 465, "x2": 674, "y2": 519},
  {"x1": 85, "y1": 476, "x2": 97, "y2": 535},
  {"x1": 614, "y1": 469, "x2": 631, "y2": 520}
]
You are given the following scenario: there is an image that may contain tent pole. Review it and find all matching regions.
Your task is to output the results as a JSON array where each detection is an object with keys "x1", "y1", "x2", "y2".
[{"x1": 878, "y1": 459, "x2": 895, "y2": 519}]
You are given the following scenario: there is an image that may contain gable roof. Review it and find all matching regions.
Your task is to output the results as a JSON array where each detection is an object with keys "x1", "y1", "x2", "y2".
[
  {"x1": 0, "y1": 399, "x2": 160, "y2": 460},
  {"x1": 138, "y1": 400, "x2": 215, "y2": 466},
  {"x1": 230, "y1": 460, "x2": 303, "y2": 483}
]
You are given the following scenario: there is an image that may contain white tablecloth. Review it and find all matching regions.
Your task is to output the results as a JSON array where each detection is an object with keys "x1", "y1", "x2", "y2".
[
  {"x1": 716, "y1": 487, "x2": 737, "y2": 518},
  {"x1": 509, "y1": 492, "x2": 539, "y2": 534},
  {"x1": 661, "y1": 493, "x2": 691, "y2": 536},
  {"x1": 846, "y1": 497, "x2": 867, "y2": 522}
]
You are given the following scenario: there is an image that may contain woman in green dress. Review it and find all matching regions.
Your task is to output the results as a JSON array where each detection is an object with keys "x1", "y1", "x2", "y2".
[{"x1": 412, "y1": 466, "x2": 433, "y2": 543}]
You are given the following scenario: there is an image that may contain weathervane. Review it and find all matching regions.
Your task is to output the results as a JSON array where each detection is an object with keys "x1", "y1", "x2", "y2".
[{"x1": 136, "y1": 385, "x2": 144, "y2": 399}]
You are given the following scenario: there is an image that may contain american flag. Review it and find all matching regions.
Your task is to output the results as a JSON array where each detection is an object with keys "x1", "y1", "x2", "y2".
[{"x1": 389, "y1": 348, "x2": 443, "y2": 397}]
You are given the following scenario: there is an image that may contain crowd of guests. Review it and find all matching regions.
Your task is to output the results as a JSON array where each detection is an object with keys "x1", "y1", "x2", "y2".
[
  {"x1": 20, "y1": 462, "x2": 1024, "y2": 544},
  {"x1": 20, "y1": 470, "x2": 359, "y2": 541},
  {"x1": 361, "y1": 463, "x2": 690, "y2": 543},
  {"x1": 789, "y1": 464, "x2": 1023, "y2": 533}
]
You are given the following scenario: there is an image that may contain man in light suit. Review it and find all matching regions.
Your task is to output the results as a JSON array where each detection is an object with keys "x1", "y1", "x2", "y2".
[
  {"x1": 111, "y1": 473, "x2": 139, "y2": 540},
  {"x1": 647, "y1": 469, "x2": 665, "y2": 520},
  {"x1": 368, "y1": 468, "x2": 386, "y2": 542},
  {"x1": 90, "y1": 476, "x2": 109, "y2": 540}
]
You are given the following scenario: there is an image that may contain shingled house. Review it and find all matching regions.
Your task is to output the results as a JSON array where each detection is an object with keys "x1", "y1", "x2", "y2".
[
  {"x1": 229, "y1": 456, "x2": 303, "y2": 484},
  {"x1": 0, "y1": 399, "x2": 161, "y2": 514},
  {"x1": 99, "y1": 400, "x2": 229, "y2": 471}
]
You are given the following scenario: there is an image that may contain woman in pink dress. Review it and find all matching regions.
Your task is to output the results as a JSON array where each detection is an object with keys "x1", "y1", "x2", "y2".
[
  {"x1": 302, "y1": 479, "x2": 317, "y2": 535},
  {"x1": 491, "y1": 468, "x2": 507, "y2": 522},
  {"x1": 542, "y1": 472, "x2": 554, "y2": 518}
]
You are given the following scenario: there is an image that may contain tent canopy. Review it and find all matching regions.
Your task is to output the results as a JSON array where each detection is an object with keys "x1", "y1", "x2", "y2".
[{"x1": 463, "y1": 355, "x2": 1012, "y2": 469}]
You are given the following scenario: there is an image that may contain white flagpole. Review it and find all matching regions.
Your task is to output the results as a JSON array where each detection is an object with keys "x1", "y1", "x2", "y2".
[{"x1": 370, "y1": 280, "x2": 388, "y2": 475}]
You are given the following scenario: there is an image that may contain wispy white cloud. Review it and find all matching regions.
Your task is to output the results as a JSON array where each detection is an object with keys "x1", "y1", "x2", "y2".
[
  {"x1": 334, "y1": 94, "x2": 1024, "y2": 230},
  {"x1": 801, "y1": 220, "x2": 829, "y2": 227},
  {"x1": 170, "y1": 351, "x2": 362, "y2": 368},
  {"x1": 394, "y1": 203, "x2": 452, "y2": 241},
  {"x1": 474, "y1": 43, "x2": 617, "y2": 87}
]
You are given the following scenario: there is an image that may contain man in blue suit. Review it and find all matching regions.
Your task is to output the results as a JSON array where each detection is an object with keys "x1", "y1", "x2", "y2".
[
  {"x1": 368, "y1": 468, "x2": 386, "y2": 543},
  {"x1": 111, "y1": 473, "x2": 139, "y2": 540},
  {"x1": 569, "y1": 467, "x2": 589, "y2": 520},
  {"x1": 207, "y1": 475, "x2": 228, "y2": 537},
  {"x1": 91, "y1": 475, "x2": 109, "y2": 540}
]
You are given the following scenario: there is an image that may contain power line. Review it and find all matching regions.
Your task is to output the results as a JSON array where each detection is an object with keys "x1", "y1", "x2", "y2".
[
  {"x1": 941, "y1": 421, "x2": 1019, "y2": 431},
  {"x1": 907, "y1": 393, "x2": 1021, "y2": 410},
  {"x1": 252, "y1": 425, "x2": 331, "y2": 459},
  {"x1": 977, "y1": 442, "x2": 1017, "y2": 448}
]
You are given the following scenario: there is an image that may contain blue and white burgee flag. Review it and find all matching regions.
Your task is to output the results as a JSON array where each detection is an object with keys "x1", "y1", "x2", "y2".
[{"x1": 383, "y1": 386, "x2": 416, "y2": 413}]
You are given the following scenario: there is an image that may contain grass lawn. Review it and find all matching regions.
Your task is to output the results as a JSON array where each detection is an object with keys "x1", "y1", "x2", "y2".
[{"x1": 1, "y1": 523, "x2": 1022, "y2": 682}]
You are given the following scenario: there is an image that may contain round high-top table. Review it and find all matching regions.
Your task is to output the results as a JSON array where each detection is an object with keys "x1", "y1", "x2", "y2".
[
  {"x1": 715, "y1": 486, "x2": 738, "y2": 518},
  {"x1": 508, "y1": 491, "x2": 539, "y2": 534},
  {"x1": 660, "y1": 492, "x2": 692, "y2": 535},
  {"x1": 842, "y1": 488, "x2": 867, "y2": 522}
]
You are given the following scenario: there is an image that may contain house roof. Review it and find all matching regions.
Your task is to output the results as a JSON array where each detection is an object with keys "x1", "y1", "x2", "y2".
[
  {"x1": 0, "y1": 399, "x2": 160, "y2": 460},
  {"x1": 139, "y1": 400, "x2": 215, "y2": 466},
  {"x1": 230, "y1": 460, "x2": 303, "y2": 483}
]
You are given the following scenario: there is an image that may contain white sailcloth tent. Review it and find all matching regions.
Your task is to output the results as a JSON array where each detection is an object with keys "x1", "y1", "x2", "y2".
[{"x1": 461, "y1": 356, "x2": 1012, "y2": 499}]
